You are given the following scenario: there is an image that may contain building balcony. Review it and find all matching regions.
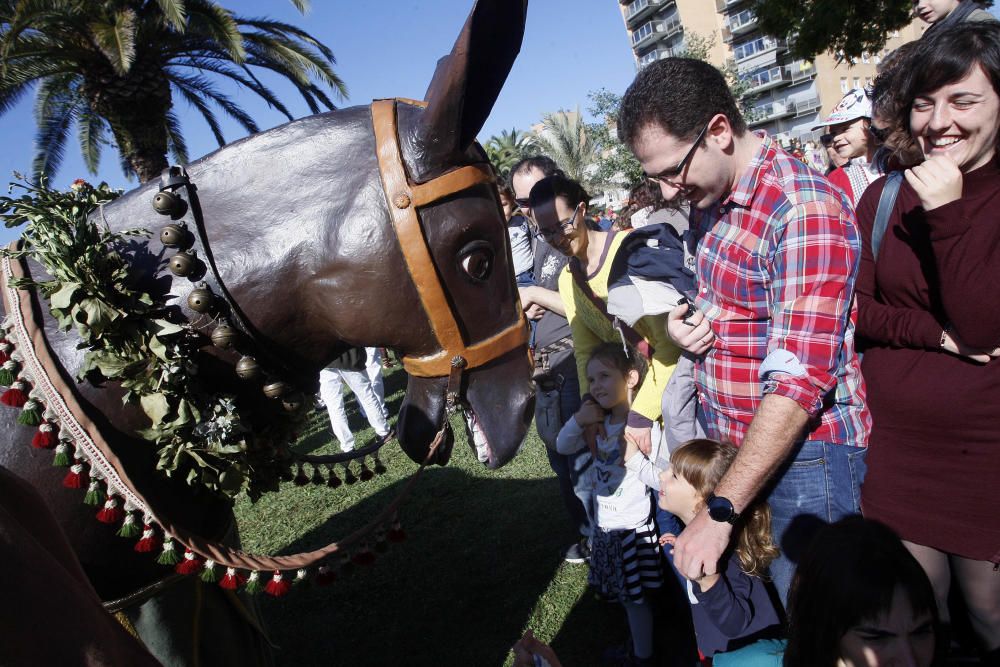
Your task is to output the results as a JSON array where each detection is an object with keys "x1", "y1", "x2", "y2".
[
  {"x1": 625, "y1": 0, "x2": 675, "y2": 28},
  {"x1": 638, "y1": 46, "x2": 675, "y2": 69},
  {"x1": 733, "y1": 36, "x2": 787, "y2": 64},
  {"x1": 723, "y1": 9, "x2": 758, "y2": 42},
  {"x1": 787, "y1": 60, "x2": 816, "y2": 85},
  {"x1": 744, "y1": 65, "x2": 789, "y2": 94},
  {"x1": 715, "y1": 0, "x2": 747, "y2": 12},
  {"x1": 631, "y1": 19, "x2": 662, "y2": 49},
  {"x1": 794, "y1": 96, "x2": 821, "y2": 116},
  {"x1": 749, "y1": 99, "x2": 796, "y2": 125}
]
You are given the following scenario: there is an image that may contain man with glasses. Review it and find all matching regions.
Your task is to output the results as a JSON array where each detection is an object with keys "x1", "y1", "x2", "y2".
[
  {"x1": 814, "y1": 88, "x2": 885, "y2": 206},
  {"x1": 618, "y1": 58, "x2": 871, "y2": 606},
  {"x1": 510, "y1": 156, "x2": 594, "y2": 564}
]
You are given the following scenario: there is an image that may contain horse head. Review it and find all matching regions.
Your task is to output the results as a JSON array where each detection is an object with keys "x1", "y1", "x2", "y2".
[{"x1": 88, "y1": 0, "x2": 534, "y2": 470}]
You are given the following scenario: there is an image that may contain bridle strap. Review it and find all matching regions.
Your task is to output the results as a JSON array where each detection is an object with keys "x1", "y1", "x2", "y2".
[{"x1": 371, "y1": 98, "x2": 528, "y2": 378}]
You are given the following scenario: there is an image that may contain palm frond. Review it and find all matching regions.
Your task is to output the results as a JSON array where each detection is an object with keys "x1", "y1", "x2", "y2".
[
  {"x1": 76, "y1": 106, "x2": 107, "y2": 174},
  {"x1": 185, "y1": 0, "x2": 245, "y2": 63},
  {"x1": 89, "y1": 8, "x2": 138, "y2": 76},
  {"x1": 168, "y1": 57, "x2": 294, "y2": 120},
  {"x1": 153, "y1": 0, "x2": 187, "y2": 32},
  {"x1": 164, "y1": 109, "x2": 189, "y2": 165},
  {"x1": 31, "y1": 73, "x2": 79, "y2": 181}
]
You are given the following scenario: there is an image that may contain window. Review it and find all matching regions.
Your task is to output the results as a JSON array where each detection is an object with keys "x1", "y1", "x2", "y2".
[
  {"x1": 853, "y1": 77, "x2": 861, "y2": 89},
  {"x1": 864, "y1": 77, "x2": 872, "y2": 90},
  {"x1": 840, "y1": 77, "x2": 848, "y2": 93},
  {"x1": 861, "y1": 51, "x2": 870, "y2": 64}
]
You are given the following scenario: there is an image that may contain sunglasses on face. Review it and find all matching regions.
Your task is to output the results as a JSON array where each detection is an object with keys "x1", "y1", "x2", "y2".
[
  {"x1": 820, "y1": 133, "x2": 834, "y2": 147},
  {"x1": 514, "y1": 197, "x2": 531, "y2": 209},
  {"x1": 646, "y1": 121, "x2": 710, "y2": 185},
  {"x1": 534, "y1": 204, "x2": 580, "y2": 241},
  {"x1": 869, "y1": 125, "x2": 890, "y2": 142}
]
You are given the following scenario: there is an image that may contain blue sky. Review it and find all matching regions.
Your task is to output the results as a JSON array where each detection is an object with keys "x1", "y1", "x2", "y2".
[{"x1": 0, "y1": 0, "x2": 637, "y2": 197}]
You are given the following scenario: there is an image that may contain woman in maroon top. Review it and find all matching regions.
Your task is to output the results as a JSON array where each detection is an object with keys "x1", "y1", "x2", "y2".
[{"x1": 856, "y1": 23, "x2": 1000, "y2": 656}]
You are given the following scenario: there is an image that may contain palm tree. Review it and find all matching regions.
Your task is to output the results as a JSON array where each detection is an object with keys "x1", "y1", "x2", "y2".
[
  {"x1": 531, "y1": 108, "x2": 602, "y2": 191},
  {"x1": 0, "y1": 0, "x2": 346, "y2": 183},
  {"x1": 484, "y1": 127, "x2": 533, "y2": 180}
]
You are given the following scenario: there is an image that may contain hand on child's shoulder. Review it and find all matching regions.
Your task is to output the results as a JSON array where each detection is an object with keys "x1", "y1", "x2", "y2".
[{"x1": 659, "y1": 533, "x2": 677, "y2": 547}]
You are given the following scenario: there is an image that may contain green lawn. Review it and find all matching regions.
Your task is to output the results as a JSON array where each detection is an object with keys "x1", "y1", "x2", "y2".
[{"x1": 235, "y1": 365, "x2": 628, "y2": 666}]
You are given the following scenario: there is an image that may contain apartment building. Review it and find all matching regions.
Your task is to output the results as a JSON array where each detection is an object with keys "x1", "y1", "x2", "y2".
[{"x1": 619, "y1": 0, "x2": 925, "y2": 143}]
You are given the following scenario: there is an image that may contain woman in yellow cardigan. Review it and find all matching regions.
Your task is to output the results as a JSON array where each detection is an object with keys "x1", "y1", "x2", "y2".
[{"x1": 528, "y1": 175, "x2": 679, "y2": 455}]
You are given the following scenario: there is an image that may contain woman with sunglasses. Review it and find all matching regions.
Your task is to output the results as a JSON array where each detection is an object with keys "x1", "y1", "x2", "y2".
[
  {"x1": 855, "y1": 23, "x2": 1000, "y2": 660},
  {"x1": 527, "y1": 174, "x2": 680, "y2": 461}
]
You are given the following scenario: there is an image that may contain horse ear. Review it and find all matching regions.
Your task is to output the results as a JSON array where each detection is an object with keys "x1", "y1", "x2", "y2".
[{"x1": 417, "y1": 0, "x2": 528, "y2": 161}]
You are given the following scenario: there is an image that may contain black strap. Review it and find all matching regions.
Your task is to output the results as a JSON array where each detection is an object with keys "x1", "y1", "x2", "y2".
[
  {"x1": 569, "y1": 258, "x2": 653, "y2": 360},
  {"x1": 872, "y1": 171, "x2": 904, "y2": 262}
]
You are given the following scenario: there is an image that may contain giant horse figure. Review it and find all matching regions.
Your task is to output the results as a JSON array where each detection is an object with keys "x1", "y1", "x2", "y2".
[{"x1": 0, "y1": 0, "x2": 534, "y2": 663}]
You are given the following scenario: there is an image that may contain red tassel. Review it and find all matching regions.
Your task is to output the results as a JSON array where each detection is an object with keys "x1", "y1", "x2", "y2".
[
  {"x1": 219, "y1": 567, "x2": 246, "y2": 590},
  {"x1": 315, "y1": 565, "x2": 336, "y2": 586},
  {"x1": 1, "y1": 385, "x2": 27, "y2": 408},
  {"x1": 264, "y1": 570, "x2": 291, "y2": 597},
  {"x1": 32, "y1": 422, "x2": 57, "y2": 449},
  {"x1": 134, "y1": 525, "x2": 161, "y2": 553},
  {"x1": 175, "y1": 548, "x2": 204, "y2": 575},
  {"x1": 0, "y1": 349, "x2": 10, "y2": 364},
  {"x1": 62, "y1": 463, "x2": 85, "y2": 489},
  {"x1": 96, "y1": 496, "x2": 125, "y2": 524},
  {"x1": 351, "y1": 544, "x2": 376, "y2": 566}
]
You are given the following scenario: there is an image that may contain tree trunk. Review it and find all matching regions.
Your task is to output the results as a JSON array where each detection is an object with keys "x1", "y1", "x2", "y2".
[{"x1": 82, "y1": 58, "x2": 173, "y2": 183}]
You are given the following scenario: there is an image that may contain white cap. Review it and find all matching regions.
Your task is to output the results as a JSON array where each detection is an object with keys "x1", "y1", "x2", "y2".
[{"x1": 812, "y1": 88, "x2": 872, "y2": 130}]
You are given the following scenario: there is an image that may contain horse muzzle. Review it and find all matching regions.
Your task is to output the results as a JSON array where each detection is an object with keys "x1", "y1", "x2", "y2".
[{"x1": 397, "y1": 346, "x2": 534, "y2": 469}]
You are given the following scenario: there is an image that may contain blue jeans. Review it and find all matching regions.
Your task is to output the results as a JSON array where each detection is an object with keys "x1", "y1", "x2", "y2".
[
  {"x1": 541, "y1": 370, "x2": 594, "y2": 540},
  {"x1": 766, "y1": 441, "x2": 867, "y2": 607}
]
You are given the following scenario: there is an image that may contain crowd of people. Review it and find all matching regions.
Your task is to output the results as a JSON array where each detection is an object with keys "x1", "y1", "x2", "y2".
[{"x1": 507, "y1": 11, "x2": 999, "y2": 667}]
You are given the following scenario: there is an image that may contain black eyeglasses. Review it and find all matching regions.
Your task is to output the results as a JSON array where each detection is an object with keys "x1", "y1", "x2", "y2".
[
  {"x1": 819, "y1": 133, "x2": 834, "y2": 147},
  {"x1": 646, "y1": 121, "x2": 710, "y2": 185},
  {"x1": 534, "y1": 205, "x2": 580, "y2": 241},
  {"x1": 514, "y1": 197, "x2": 531, "y2": 209}
]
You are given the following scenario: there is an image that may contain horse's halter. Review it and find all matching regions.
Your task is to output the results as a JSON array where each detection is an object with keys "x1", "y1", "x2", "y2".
[{"x1": 370, "y1": 99, "x2": 528, "y2": 400}]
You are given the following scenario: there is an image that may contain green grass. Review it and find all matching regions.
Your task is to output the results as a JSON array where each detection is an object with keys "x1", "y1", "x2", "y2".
[{"x1": 235, "y1": 365, "x2": 627, "y2": 666}]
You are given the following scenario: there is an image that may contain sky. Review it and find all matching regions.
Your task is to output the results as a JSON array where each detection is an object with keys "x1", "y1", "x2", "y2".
[{"x1": 0, "y1": 0, "x2": 638, "y2": 197}]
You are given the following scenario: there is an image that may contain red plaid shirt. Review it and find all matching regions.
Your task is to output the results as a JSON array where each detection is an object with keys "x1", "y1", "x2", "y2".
[{"x1": 691, "y1": 133, "x2": 870, "y2": 447}]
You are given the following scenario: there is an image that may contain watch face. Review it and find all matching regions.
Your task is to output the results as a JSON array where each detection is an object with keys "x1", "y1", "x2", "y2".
[{"x1": 707, "y1": 495, "x2": 734, "y2": 522}]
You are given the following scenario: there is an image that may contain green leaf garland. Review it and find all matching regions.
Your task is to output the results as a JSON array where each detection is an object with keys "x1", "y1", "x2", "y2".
[{"x1": 1, "y1": 177, "x2": 302, "y2": 501}]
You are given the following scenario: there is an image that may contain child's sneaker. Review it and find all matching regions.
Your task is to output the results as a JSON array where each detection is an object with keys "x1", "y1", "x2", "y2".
[{"x1": 563, "y1": 539, "x2": 589, "y2": 563}]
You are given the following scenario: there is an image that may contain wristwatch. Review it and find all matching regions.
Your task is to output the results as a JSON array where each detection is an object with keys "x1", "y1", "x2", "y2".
[{"x1": 706, "y1": 494, "x2": 741, "y2": 525}]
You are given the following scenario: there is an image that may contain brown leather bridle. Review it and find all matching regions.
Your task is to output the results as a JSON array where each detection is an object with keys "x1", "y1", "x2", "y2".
[{"x1": 371, "y1": 98, "x2": 529, "y2": 398}]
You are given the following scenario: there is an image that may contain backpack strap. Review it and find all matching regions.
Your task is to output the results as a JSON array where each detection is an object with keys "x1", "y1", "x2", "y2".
[
  {"x1": 569, "y1": 258, "x2": 653, "y2": 360},
  {"x1": 872, "y1": 171, "x2": 904, "y2": 261}
]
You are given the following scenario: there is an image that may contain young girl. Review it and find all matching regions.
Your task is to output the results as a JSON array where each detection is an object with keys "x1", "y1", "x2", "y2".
[
  {"x1": 625, "y1": 438, "x2": 783, "y2": 662},
  {"x1": 556, "y1": 343, "x2": 661, "y2": 666}
]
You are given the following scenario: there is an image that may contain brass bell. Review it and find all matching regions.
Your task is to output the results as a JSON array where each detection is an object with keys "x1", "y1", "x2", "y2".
[
  {"x1": 187, "y1": 287, "x2": 215, "y2": 313},
  {"x1": 262, "y1": 380, "x2": 291, "y2": 399},
  {"x1": 282, "y1": 392, "x2": 304, "y2": 412},
  {"x1": 159, "y1": 223, "x2": 189, "y2": 248},
  {"x1": 152, "y1": 191, "x2": 184, "y2": 216},
  {"x1": 210, "y1": 324, "x2": 239, "y2": 349},
  {"x1": 235, "y1": 356, "x2": 260, "y2": 380},
  {"x1": 168, "y1": 251, "x2": 196, "y2": 277}
]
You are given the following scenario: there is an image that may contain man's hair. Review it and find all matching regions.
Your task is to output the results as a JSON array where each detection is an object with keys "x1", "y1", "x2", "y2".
[
  {"x1": 509, "y1": 155, "x2": 564, "y2": 181},
  {"x1": 618, "y1": 58, "x2": 746, "y2": 148}
]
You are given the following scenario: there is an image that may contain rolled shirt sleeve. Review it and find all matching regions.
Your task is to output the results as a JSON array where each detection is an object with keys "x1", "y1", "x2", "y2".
[{"x1": 760, "y1": 200, "x2": 861, "y2": 417}]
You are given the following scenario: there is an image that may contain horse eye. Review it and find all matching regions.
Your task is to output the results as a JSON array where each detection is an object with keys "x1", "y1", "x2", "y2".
[{"x1": 458, "y1": 242, "x2": 493, "y2": 282}]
